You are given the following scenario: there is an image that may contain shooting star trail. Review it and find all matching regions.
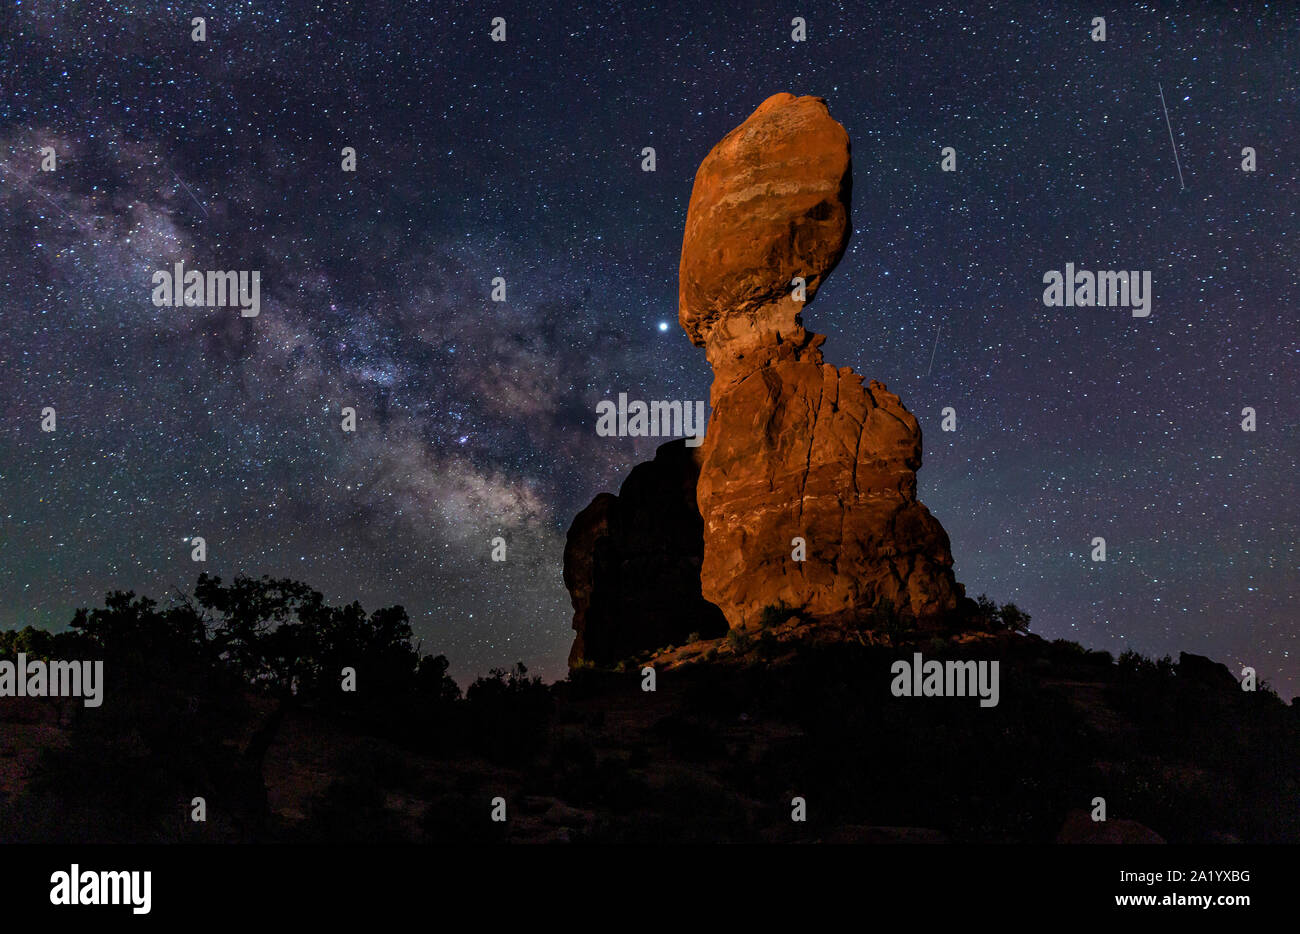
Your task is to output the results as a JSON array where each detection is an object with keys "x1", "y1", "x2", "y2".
[
  {"x1": 1158, "y1": 82, "x2": 1185, "y2": 190},
  {"x1": 927, "y1": 324, "x2": 941, "y2": 376},
  {"x1": 29, "y1": 186, "x2": 78, "y2": 224},
  {"x1": 161, "y1": 158, "x2": 209, "y2": 219},
  {"x1": 0, "y1": 159, "x2": 80, "y2": 228}
]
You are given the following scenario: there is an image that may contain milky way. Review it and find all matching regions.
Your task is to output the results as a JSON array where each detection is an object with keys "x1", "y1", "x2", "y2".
[{"x1": 1, "y1": 2, "x2": 1295, "y2": 694}]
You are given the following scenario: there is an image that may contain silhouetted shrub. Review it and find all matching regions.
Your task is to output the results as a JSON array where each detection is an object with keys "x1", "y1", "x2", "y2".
[
  {"x1": 971, "y1": 594, "x2": 1000, "y2": 631},
  {"x1": 727, "y1": 628, "x2": 753, "y2": 654},
  {"x1": 1050, "y1": 639, "x2": 1088, "y2": 658},
  {"x1": 871, "y1": 597, "x2": 916, "y2": 643},
  {"x1": 465, "y1": 663, "x2": 554, "y2": 764},
  {"x1": 998, "y1": 602, "x2": 1032, "y2": 633},
  {"x1": 759, "y1": 601, "x2": 797, "y2": 629},
  {"x1": 1118, "y1": 649, "x2": 1176, "y2": 682}
]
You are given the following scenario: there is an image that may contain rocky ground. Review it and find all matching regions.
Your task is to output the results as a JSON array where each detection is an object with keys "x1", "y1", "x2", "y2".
[{"x1": 3, "y1": 628, "x2": 1294, "y2": 844}]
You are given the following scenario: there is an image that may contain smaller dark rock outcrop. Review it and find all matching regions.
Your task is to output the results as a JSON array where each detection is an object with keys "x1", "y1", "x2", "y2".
[
  {"x1": 564, "y1": 440, "x2": 728, "y2": 667},
  {"x1": 1177, "y1": 652, "x2": 1240, "y2": 692}
]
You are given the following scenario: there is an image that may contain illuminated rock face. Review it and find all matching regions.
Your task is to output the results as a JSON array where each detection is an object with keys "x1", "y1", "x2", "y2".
[
  {"x1": 680, "y1": 93, "x2": 963, "y2": 629},
  {"x1": 678, "y1": 93, "x2": 853, "y2": 370}
]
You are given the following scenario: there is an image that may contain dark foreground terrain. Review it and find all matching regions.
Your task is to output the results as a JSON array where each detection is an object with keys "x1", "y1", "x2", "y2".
[{"x1": 1, "y1": 575, "x2": 1295, "y2": 844}]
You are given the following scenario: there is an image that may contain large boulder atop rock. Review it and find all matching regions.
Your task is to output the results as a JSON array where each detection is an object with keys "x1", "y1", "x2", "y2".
[
  {"x1": 679, "y1": 94, "x2": 851, "y2": 360},
  {"x1": 564, "y1": 440, "x2": 728, "y2": 667},
  {"x1": 679, "y1": 94, "x2": 852, "y2": 388}
]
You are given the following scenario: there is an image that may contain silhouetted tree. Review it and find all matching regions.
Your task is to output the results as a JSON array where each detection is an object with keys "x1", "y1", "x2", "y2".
[
  {"x1": 465, "y1": 663, "x2": 554, "y2": 763},
  {"x1": 2, "y1": 574, "x2": 460, "y2": 842},
  {"x1": 998, "y1": 602, "x2": 1032, "y2": 634}
]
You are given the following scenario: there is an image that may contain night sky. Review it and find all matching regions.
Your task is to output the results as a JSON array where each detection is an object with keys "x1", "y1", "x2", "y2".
[{"x1": 1, "y1": 1, "x2": 1295, "y2": 695}]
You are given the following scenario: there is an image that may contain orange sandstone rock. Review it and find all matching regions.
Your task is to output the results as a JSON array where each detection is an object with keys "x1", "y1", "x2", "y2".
[
  {"x1": 679, "y1": 93, "x2": 852, "y2": 369},
  {"x1": 682, "y1": 93, "x2": 962, "y2": 628}
]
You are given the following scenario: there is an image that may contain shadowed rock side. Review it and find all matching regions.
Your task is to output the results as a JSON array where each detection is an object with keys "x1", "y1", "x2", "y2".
[
  {"x1": 681, "y1": 93, "x2": 963, "y2": 628},
  {"x1": 565, "y1": 440, "x2": 728, "y2": 667}
]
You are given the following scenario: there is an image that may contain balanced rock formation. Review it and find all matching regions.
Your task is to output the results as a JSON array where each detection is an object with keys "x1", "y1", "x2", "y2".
[
  {"x1": 681, "y1": 93, "x2": 963, "y2": 629},
  {"x1": 564, "y1": 440, "x2": 728, "y2": 667},
  {"x1": 564, "y1": 92, "x2": 963, "y2": 664}
]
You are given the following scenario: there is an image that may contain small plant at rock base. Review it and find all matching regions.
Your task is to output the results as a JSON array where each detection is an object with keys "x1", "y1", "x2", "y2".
[
  {"x1": 686, "y1": 632, "x2": 702, "y2": 644},
  {"x1": 759, "y1": 601, "x2": 796, "y2": 629},
  {"x1": 870, "y1": 597, "x2": 916, "y2": 645},
  {"x1": 727, "y1": 628, "x2": 753, "y2": 654}
]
